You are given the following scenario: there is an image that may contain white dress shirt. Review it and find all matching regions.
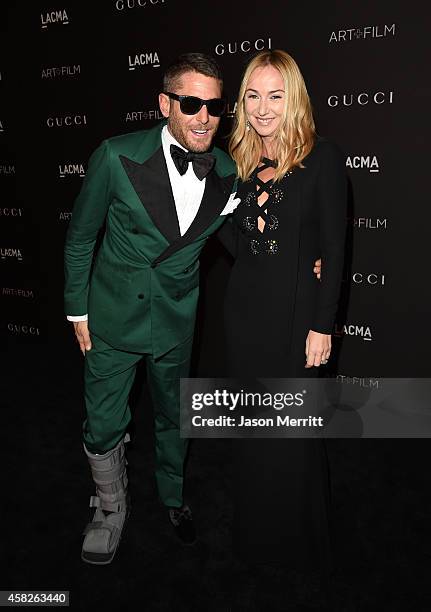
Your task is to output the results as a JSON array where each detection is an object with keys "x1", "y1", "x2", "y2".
[
  {"x1": 161, "y1": 125, "x2": 206, "y2": 236},
  {"x1": 67, "y1": 125, "x2": 206, "y2": 322}
]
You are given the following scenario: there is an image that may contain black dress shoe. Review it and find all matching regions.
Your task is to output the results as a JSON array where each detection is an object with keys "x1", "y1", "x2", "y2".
[{"x1": 168, "y1": 504, "x2": 196, "y2": 545}]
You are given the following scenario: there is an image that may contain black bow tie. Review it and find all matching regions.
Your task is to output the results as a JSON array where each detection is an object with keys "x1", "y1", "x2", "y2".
[{"x1": 170, "y1": 144, "x2": 215, "y2": 181}]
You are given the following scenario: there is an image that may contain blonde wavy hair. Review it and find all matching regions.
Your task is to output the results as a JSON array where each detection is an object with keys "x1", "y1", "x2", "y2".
[{"x1": 229, "y1": 50, "x2": 316, "y2": 182}]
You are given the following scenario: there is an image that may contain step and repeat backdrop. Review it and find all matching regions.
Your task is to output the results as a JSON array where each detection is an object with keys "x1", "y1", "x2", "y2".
[{"x1": 1, "y1": 1, "x2": 429, "y2": 378}]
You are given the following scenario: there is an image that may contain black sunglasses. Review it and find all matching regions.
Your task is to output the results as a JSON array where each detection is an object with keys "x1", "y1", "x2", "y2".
[{"x1": 164, "y1": 92, "x2": 226, "y2": 117}]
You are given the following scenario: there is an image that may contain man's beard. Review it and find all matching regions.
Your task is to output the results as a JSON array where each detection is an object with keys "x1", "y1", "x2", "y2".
[{"x1": 168, "y1": 114, "x2": 216, "y2": 153}]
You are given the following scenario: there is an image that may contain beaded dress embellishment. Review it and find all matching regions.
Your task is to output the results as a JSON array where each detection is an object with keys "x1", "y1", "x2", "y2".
[{"x1": 239, "y1": 157, "x2": 291, "y2": 255}]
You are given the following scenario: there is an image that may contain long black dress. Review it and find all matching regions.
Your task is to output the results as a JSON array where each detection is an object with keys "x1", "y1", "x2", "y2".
[{"x1": 221, "y1": 138, "x2": 347, "y2": 568}]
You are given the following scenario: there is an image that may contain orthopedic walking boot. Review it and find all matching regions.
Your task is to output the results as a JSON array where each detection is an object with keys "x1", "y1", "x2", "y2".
[{"x1": 81, "y1": 434, "x2": 130, "y2": 565}]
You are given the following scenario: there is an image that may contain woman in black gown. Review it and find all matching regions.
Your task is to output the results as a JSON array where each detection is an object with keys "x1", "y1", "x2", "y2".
[{"x1": 223, "y1": 50, "x2": 347, "y2": 569}]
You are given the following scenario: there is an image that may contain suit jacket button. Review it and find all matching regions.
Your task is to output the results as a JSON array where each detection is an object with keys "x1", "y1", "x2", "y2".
[
  {"x1": 132, "y1": 228, "x2": 139, "y2": 234},
  {"x1": 137, "y1": 293, "x2": 144, "y2": 299}
]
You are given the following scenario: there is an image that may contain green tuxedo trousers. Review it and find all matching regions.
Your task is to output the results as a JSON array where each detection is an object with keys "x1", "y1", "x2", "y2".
[{"x1": 82, "y1": 332, "x2": 193, "y2": 508}]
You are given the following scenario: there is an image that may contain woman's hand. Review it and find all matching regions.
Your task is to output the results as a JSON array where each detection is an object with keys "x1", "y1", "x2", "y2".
[
  {"x1": 305, "y1": 330, "x2": 331, "y2": 368},
  {"x1": 313, "y1": 258, "x2": 322, "y2": 280}
]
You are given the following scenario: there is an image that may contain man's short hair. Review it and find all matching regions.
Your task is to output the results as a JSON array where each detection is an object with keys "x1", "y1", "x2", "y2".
[{"x1": 163, "y1": 53, "x2": 223, "y2": 92}]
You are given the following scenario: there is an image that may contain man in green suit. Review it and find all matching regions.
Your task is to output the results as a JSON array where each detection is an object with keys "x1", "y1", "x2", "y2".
[{"x1": 64, "y1": 53, "x2": 237, "y2": 564}]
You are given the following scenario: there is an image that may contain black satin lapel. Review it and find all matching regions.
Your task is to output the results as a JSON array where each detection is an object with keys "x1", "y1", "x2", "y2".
[
  {"x1": 119, "y1": 148, "x2": 180, "y2": 244},
  {"x1": 153, "y1": 171, "x2": 236, "y2": 266},
  {"x1": 183, "y1": 171, "x2": 235, "y2": 242}
]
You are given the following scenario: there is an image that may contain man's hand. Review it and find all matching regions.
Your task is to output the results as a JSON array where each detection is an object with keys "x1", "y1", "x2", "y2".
[
  {"x1": 314, "y1": 258, "x2": 322, "y2": 280},
  {"x1": 73, "y1": 320, "x2": 92, "y2": 355},
  {"x1": 305, "y1": 330, "x2": 331, "y2": 368}
]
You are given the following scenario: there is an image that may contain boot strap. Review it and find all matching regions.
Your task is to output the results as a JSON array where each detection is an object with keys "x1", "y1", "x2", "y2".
[
  {"x1": 82, "y1": 520, "x2": 119, "y2": 536},
  {"x1": 85, "y1": 433, "x2": 130, "y2": 469},
  {"x1": 93, "y1": 470, "x2": 128, "y2": 487},
  {"x1": 89, "y1": 495, "x2": 127, "y2": 513}
]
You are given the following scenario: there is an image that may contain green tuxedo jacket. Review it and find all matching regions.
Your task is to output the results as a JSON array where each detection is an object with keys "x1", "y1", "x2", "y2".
[{"x1": 64, "y1": 121, "x2": 236, "y2": 358}]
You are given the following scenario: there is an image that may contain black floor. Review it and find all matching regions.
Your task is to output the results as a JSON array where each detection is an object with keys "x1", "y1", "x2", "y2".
[{"x1": 3, "y1": 340, "x2": 431, "y2": 611}]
